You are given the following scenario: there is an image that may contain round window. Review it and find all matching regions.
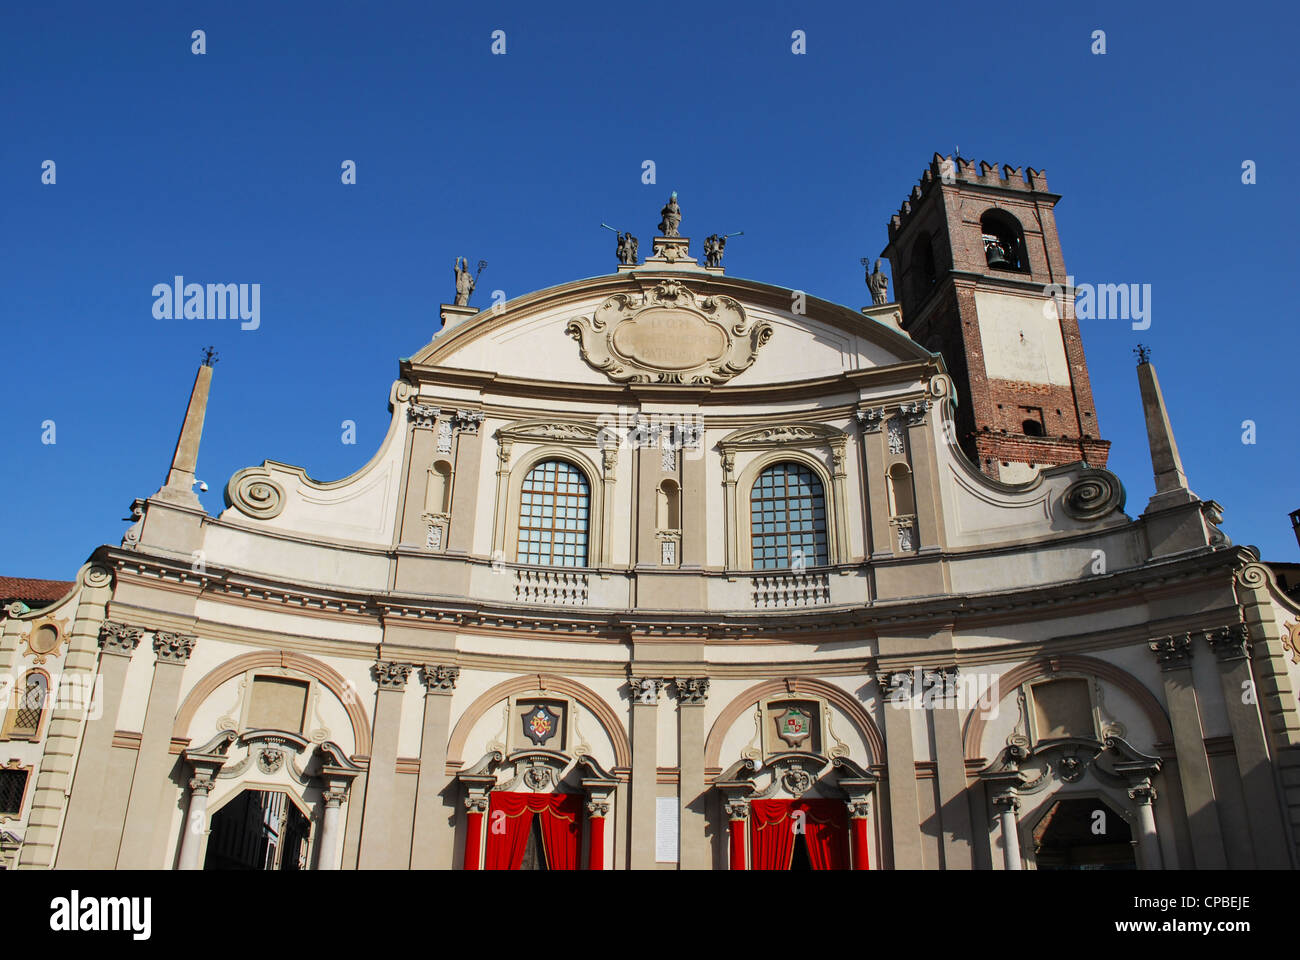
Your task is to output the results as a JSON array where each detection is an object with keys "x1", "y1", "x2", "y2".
[{"x1": 30, "y1": 624, "x2": 60, "y2": 655}]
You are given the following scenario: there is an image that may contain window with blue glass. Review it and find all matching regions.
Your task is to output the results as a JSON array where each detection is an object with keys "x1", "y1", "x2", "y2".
[
  {"x1": 750, "y1": 462, "x2": 829, "y2": 569},
  {"x1": 517, "y1": 460, "x2": 590, "y2": 567}
]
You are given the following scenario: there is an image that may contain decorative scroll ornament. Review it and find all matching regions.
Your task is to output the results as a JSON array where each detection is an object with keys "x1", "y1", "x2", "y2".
[
  {"x1": 226, "y1": 468, "x2": 286, "y2": 520},
  {"x1": 1061, "y1": 469, "x2": 1126, "y2": 521},
  {"x1": 566, "y1": 281, "x2": 772, "y2": 384}
]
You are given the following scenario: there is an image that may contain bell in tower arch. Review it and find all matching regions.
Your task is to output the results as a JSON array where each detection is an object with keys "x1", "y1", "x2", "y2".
[{"x1": 982, "y1": 233, "x2": 1014, "y2": 269}]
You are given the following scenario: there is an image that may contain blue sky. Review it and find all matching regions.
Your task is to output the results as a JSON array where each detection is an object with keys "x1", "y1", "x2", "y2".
[{"x1": 2, "y1": 0, "x2": 1297, "y2": 579}]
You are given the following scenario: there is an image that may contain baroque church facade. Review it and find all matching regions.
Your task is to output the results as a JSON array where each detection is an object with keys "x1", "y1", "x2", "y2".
[{"x1": 4, "y1": 155, "x2": 1300, "y2": 871}]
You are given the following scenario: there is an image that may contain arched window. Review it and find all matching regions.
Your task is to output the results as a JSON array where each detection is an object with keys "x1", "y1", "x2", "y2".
[
  {"x1": 4, "y1": 671, "x2": 48, "y2": 739},
  {"x1": 517, "y1": 460, "x2": 590, "y2": 567},
  {"x1": 750, "y1": 462, "x2": 829, "y2": 570},
  {"x1": 980, "y1": 210, "x2": 1027, "y2": 272}
]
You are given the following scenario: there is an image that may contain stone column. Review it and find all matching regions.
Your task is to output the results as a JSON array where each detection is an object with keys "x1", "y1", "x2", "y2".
[
  {"x1": 601, "y1": 441, "x2": 618, "y2": 566},
  {"x1": 491, "y1": 438, "x2": 513, "y2": 556},
  {"x1": 410, "y1": 664, "x2": 458, "y2": 869},
  {"x1": 991, "y1": 793, "x2": 1023, "y2": 870},
  {"x1": 586, "y1": 798, "x2": 609, "y2": 870},
  {"x1": 398, "y1": 404, "x2": 441, "y2": 547},
  {"x1": 679, "y1": 426, "x2": 706, "y2": 567},
  {"x1": 928, "y1": 666, "x2": 974, "y2": 869},
  {"x1": 1149, "y1": 634, "x2": 1228, "y2": 868},
  {"x1": 878, "y1": 670, "x2": 924, "y2": 868},
  {"x1": 1128, "y1": 779, "x2": 1163, "y2": 869},
  {"x1": 628, "y1": 677, "x2": 664, "y2": 869},
  {"x1": 316, "y1": 788, "x2": 348, "y2": 870},
  {"x1": 901, "y1": 403, "x2": 945, "y2": 549},
  {"x1": 54, "y1": 620, "x2": 142, "y2": 868},
  {"x1": 721, "y1": 452, "x2": 738, "y2": 569},
  {"x1": 724, "y1": 797, "x2": 749, "y2": 870},
  {"x1": 674, "y1": 677, "x2": 709, "y2": 870},
  {"x1": 358, "y1": 660, "x2": 412, "y2": 869},
  {"x1": 849, "y1": 797, "x2": 872, "y2": 870},
  {"x1": 446, "y1": 411, "x2": 485, "y2": 554},
  {"x1": 463, "y1": 794, "x2": 489, "y2": 870},
  {"x1": 176, "y1": 773, "x2": 215, "y2": 870},
  {"x1": 16, "y1": 567, "x2": 113, "y2": 869},
  {"x1": 1205, "y1": 624, "x2": 1291, "y2": 867},
  {"x1": 855, "y1": 408, "x2": 892, "y2": 559},
  {"x1": 116, "y1": 631, "x2": 197, "y2": 869},
  {"x1": 829, "y1": 438, "x2": 850, "y2": 562}
]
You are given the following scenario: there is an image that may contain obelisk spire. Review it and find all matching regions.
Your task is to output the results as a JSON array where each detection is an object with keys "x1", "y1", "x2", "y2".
[
  {"x1": 1134, "y1": 345, "x2": 1194, "y2": 511},
  {"x1": 156, "y1": 348, "x2": 216, "y2": 506}
]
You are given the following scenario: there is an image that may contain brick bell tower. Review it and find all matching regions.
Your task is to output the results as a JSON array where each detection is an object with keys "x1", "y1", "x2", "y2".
[{"x1": 881, "y1": 153, "x2": 1109, "y2": 482}]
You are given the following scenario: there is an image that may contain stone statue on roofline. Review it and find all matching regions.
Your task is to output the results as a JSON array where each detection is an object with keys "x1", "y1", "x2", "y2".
[
  {"x1": 454, "y1": 257, "x2": 475, "y2": 306},
  {"x1": 658, "y1": 192, "x2": 682, "y2": 237},
  {"x1": 868, "y1": 258, "x2": 889, "y2": 305}
]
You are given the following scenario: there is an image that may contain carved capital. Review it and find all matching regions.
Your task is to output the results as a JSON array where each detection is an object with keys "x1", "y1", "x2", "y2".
[
  {"x1": 153, "y1": 631, "x2": 197, "y2": 663},
  {"x1": 408, "y1": 403, "x2": 441, "y2": 428},
  {"x1": 453, "y1": 409, "x2": 485, "y2": 434},
  {"x1": 98, "y1": 620, "x2": 144, "y2": 657},
  {"x1": 1205, "y1": 624, "x2": 1252, "y2": 662},
  {"x1": 898, "y1": 400, "x2": 928, "y2": 425},
  {"x1": 627, "y1": 677, "x2": 665, "y2": 705},
  {"x1": 420, "y1": 664, "x2": 460, "y2": 693},
  {"x1": 855, "y1": 407, "x2": 886, "y2": 433},
  {"x1": 464, "y1": 794, "x2": 491, "y2": 814},
  {"x1": 877, "y1": 669, "x2": 916, "y2": 701},
  {"x1": 723, "y1": 797, "x2": 751, "y2": 821},
  {"x1": 1127, "y1": 780, "x2": 1157, "y2": 805},
  {"x1": 322, "y1": 788, "x2": 349, "y2": 808},
  {"x1": 847, "y1": 798, "x2": 871, "y2": 819},
  {"x1": 188, "y1": 776, "x2": 216, "y2": 796},
  {"x1": 586, "y1": 799, "x2": 610, "y2": 818},
  {"x1": 991, "y1": 792, "x2": 1021, "y2": 813},
  {"x1": 673, "y1": 677, "x2": 710, "y2": 705},
  {"x1": 1149, "y1": 634, "x2": 1193, "y2": 670},
  {"x1": 374, "y1": 660, "x2": 414, "y2": 690}
]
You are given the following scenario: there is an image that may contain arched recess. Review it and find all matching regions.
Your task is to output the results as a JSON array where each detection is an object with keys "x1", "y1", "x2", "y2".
[
  {"x1": 447, "y1": 674, "x2": 631, "y2": 769},
  {"x1": 173, "y1": 650, "x2": 372, "y2": 757},
  {"x1": 499, "y1": 445, "x2": 606, "y2": 567},
  {"x1": 961, "y1": 654, "x2": 1172, "y2": 762},
  {"x1": 704, "y1": 678, "x2": 884, "y2": 775},
  {"x1": 735, "y1": 451, "x2": 841, "y2": 569}
]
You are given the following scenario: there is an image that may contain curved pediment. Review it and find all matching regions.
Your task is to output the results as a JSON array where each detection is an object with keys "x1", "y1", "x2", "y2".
[
  {"x1": 720, "y1": 423, "x2": 846, "y2": 448},
  {"x1": 407, "y1": 273, "x2": 932, "y2": 389},
  {"x1": 495, "y1": 419, "x2": 604, "y2": 443}
]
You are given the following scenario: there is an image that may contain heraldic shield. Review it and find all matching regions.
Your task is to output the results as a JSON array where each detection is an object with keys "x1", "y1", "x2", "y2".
[{"x1": 522, "y1": 704, "x2": 561, "y2": 747}]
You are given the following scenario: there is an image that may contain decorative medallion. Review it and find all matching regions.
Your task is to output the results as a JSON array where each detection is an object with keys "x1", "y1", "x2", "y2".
[
  {"x1": 566, "y1": 281, "x2": 772, "y2": 384},
  {"x1": 776, "y1": 707, "x2": 813, "y2": 748},
  {"x1": 523, "y1": 765, "x2": 554, "y2": 791},
  {"x1": 22, "y1": 618, "x2": 69, "y2": 665},
  {"x1": 522, "y1": 704, "x2": 560, "y2": 746},
  {"x1": 257, "y1": 747, "x2": 284, "y2": 774}
]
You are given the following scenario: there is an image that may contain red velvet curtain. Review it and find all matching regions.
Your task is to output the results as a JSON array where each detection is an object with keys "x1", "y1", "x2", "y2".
[
  {"x1": 536, "y1": 792, "x2": 582, "y2": 871},
  {"x1": 802, "y1": 799, "x2": 849, "y2": 870},
  {"x1": 750, "y1": 800, "x2": 797, "y2": 870},
  {"x1": 484, "y1": 792, "x2": 582, "y2": 870},
  {"x1": 750, "y1": 798, "x2": 849, "y2": 870}
]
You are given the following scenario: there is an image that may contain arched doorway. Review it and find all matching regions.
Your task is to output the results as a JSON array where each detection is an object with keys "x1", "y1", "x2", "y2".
[
  {"x1": 1031, "y1": 797, "x2": 1135, "y2": 870},
  {"x1": 204, "y1": 789, "x2": 311, "y2": 871}
]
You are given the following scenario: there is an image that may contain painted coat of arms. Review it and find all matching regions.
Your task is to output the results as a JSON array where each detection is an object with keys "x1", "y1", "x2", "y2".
[
  {"x1": 522, "y1": 705, "x2": 560, "y2": 746},
  {"x1": 776, "y1": 707, "x2": 813, "y2": 748}
]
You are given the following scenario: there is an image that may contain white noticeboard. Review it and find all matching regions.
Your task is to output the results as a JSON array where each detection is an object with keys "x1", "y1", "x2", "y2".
[{"x1": 655, "y1": 797, "x2": 679, "y2": 863}]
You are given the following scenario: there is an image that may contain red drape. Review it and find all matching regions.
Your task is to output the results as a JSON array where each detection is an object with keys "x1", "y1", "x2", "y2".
[
  {"x1": 484, "y1": 792, "x2": 582, "y2": 870},
  {"x1": 750, "y1": 799, "x2": 849, "y2": 870},
  {"x1": 587, "y1": 813, "x2": 606, "y2": 871},
  {"x1": 750, "y1": 800, "x2": 797, "y2": 871}
]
